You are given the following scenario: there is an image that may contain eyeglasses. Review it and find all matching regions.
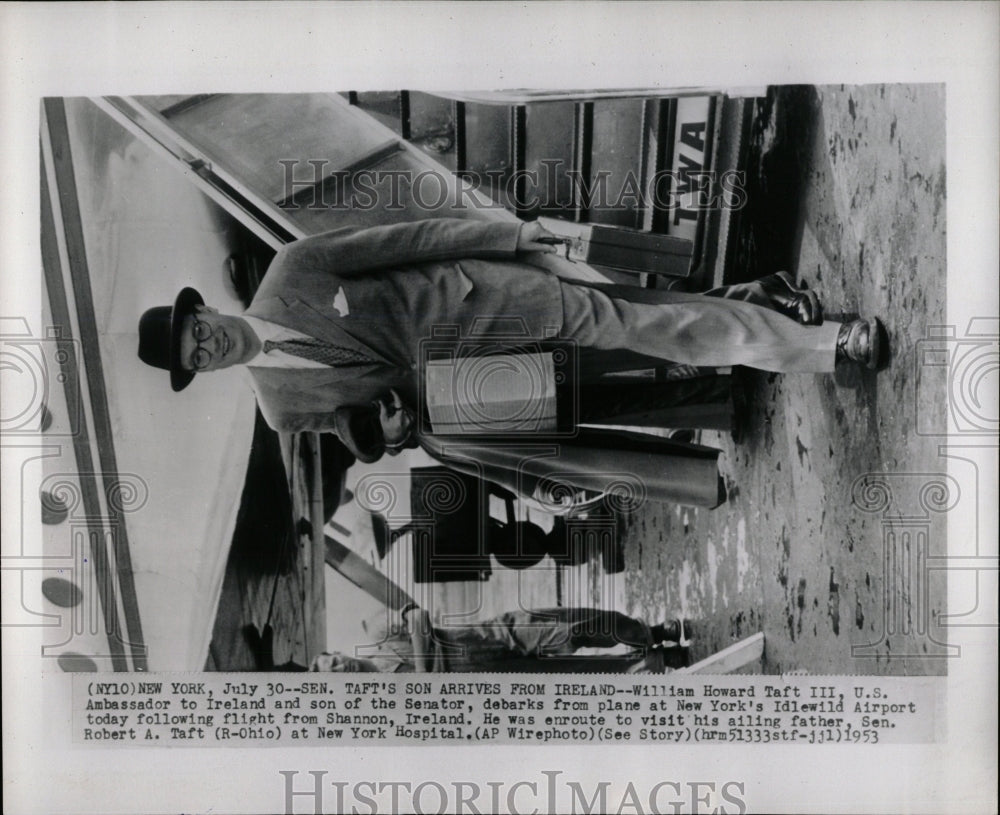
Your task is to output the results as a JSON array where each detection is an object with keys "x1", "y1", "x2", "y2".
[{"x1": 190, "y1": 317, "x2": 215, "y2": 371}]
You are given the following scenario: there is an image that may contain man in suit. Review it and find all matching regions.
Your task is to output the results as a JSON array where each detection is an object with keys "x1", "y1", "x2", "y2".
[
  {"x1": 138, "y1": 219, "x2": 883, "y2": 431},
  {"x1": 246, "y1": 604, "x2": 693, "y2": 673}
]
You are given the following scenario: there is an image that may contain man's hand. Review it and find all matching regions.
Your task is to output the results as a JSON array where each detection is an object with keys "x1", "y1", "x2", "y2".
[
  {"x1": 516, "y1": 221, "x2": 560, "y2": 253},
  {"x1": 377, "y1": 388, "x2": 414, "y2": 451}
]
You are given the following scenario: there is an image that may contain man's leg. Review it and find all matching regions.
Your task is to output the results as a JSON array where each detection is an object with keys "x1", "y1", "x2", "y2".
[
  {"x1": 450, "y1": 608, "x2": 654, "y2": 656},
  {"x1": 436, "y1": 609, "x2": 695, "y2": 669},
  {"x1": 577, "y1": 376, "x2": 733, "y2": 431},
  {"x1": 703, "y1": 279, "x2": 771, "y2": 306},
  {"x1": 560, "y1": 281, "x2": 842, "y2": 373},
  {"x1": 708, "y1": 273, "x2": 824, "y2": 325}
]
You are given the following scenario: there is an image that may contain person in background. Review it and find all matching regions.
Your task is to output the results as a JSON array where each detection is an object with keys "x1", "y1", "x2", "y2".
[{"x1": 312, "y1": 604, "x2": 694, "y2": 673}]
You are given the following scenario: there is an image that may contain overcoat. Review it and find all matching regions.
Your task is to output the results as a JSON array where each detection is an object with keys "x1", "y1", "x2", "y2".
[{"x1": 418, "y1": 427, "x2": 722, "y2": 509}]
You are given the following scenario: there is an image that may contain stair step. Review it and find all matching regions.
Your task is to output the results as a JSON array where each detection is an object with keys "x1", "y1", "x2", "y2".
[
  {"x1": 346, "y1": 89, "x2": 736, "y2": 287},
  {"x1": 522, "y1": 101, "x2": 577, "y2": 217},
  {"x1": 585, "y1": 98, "x2": 646, "y2": 228},
  {"x1": 462, "y1": 102, "x2": 512, "y2": 201},
  {"x1": 405, "y1": 92, "x2": 458, "y2": 172},
  {"x1": 349, "y1": 91, "x2": 403, "y2": 135}
]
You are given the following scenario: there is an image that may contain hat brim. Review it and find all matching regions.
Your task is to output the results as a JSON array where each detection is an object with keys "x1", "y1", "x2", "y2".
[
  {"x1": 334, "y1": 404, "x2": 385, "y2": 464},
  {"x1": 169, "y1": 287, "x2": 205, "y2": 392}
]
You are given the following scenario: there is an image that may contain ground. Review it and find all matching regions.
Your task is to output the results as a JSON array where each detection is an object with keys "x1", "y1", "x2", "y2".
[{"x1": 619, "y1": 84, "x2": 948, "y2": 675}]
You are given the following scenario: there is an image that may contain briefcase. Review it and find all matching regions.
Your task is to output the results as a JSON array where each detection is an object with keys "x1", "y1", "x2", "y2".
[{"x1": 537, "y1": 216, "x2": 694, "y2": 278}]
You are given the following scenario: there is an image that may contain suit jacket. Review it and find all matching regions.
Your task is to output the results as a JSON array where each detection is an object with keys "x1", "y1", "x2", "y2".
[
  {"x1": 243, "y1": 218, "x2": 750, "y2": 431},
  {"x1": 244, "y1": 218, "x2": 564, "y2": 433}
]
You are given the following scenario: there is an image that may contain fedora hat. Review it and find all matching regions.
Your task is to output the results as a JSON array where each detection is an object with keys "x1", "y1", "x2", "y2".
[
  {"x1": 137, "y1": 287, "x2": 204, "y2": 392},
  {"x1": 334, "y1": 403, "x2": 385, "y2": 464}
]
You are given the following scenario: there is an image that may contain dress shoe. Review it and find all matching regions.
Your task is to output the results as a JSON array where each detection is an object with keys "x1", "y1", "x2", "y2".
[
  {"x1": 836, "y1": 317, "x2": 885, "y2": 370},
  {"x1": 651, "y1": 619, "x2": 694, "y2": 644},
  {"x1": 758, "y1": 271, "x2": 824, "y2": 325}
]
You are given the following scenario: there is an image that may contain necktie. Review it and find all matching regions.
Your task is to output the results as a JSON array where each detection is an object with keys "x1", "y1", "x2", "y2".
[{"x1": 263, "y1": 337, "x2": 376, "y2": 367}]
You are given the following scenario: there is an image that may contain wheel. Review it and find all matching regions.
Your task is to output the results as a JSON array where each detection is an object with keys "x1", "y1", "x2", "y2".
[{"x1": 489, "y1": 521, "x2": 549, "y2": 569}]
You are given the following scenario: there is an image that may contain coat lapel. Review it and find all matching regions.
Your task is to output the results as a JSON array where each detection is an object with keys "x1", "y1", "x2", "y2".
[
  {"x1": 247, "y1": 365, "x2": 392, "y2": 433},
  {"x1": 249, "y1": 295, "x2": 395, "y2": 367}
]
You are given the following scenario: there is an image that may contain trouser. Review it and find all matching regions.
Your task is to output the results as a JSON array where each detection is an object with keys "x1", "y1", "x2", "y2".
[
  {"x1": 559, "y1": 280, "x2": 841, "y2": 373},
  {"x1": 577, "y1": 374, "x2": 733, "y2": 431},
  {"x1": 434, "y1": 608, "x2": 653, "y2": 670}
]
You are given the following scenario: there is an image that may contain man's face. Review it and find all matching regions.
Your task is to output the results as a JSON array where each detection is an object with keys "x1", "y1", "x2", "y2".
[{"x1": 178, "y1": 307, "x2": 257, "y2": 372}]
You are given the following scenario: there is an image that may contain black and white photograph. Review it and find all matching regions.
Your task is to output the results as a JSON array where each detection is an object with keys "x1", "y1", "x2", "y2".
[
  {"x1": 34, "y1": 84, "x2": 953, "y2": 677},
  {"x1": 3, "y1": 3, "x2": 997, "y2": 814}
]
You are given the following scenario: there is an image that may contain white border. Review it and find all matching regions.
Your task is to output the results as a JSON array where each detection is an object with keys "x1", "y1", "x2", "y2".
[{"x1": 2, "y1": 2, "x2": 997, "y2": 814}]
